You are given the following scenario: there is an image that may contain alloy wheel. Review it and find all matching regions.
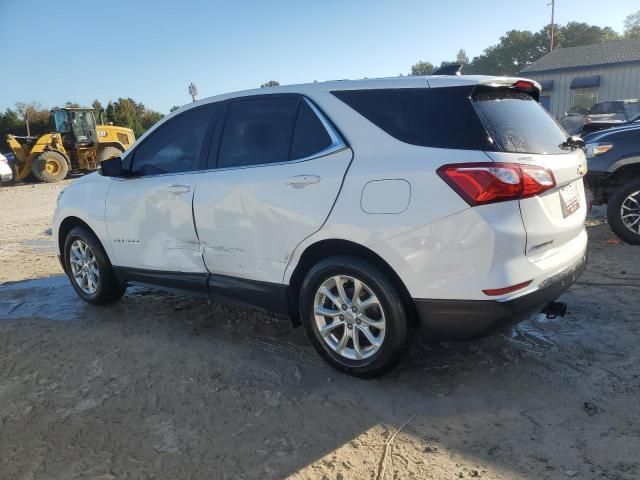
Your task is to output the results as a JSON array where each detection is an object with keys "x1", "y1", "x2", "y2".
[
  {"x1": 69, "y1": 239, "x2": 100, "y2": 294},
  {"x1": 313, "y1": 275, "x2": 386, "y2": 360},
  {"x1": 620, "y1": 190, "x2": 640, "y2": 235}
]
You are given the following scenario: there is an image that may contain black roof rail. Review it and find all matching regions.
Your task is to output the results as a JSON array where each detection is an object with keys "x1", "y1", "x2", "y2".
[{"x1": 432, "y1": 64, "x2": 463, "y2": 76}]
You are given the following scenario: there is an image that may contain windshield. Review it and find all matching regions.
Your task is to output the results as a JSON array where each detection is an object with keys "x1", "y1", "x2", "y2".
[
  {"x1": 624, "y1": 102, "x2": 640, "y2": 121},
  {"x1": 473, "y1": 90, "x2": 569, "y2": 155}
]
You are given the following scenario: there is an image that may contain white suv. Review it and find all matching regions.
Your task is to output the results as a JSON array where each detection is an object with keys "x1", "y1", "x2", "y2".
[{"x1": 53, "y1": 75, "x2": 588, "y2": 377}]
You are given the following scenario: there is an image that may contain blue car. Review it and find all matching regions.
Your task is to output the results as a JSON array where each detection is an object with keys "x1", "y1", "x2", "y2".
[{"x1": 584, "y1": 123, "x2": 640, "y2": 244}]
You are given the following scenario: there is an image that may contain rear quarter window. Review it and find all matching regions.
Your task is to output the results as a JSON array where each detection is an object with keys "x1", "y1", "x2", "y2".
[{"x1": 332, "y1": 87, "x2": 491, "y2": 150}]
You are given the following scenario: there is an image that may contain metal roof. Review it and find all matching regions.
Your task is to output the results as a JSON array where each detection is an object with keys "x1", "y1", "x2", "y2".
[{"x1": 520, "y1": 40, "x2": 640, "y2": 74}]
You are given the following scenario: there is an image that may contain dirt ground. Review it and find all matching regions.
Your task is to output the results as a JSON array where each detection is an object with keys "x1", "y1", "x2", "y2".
[{"x1": 1, "y1": 179, "x2": 639, "y2": 480}]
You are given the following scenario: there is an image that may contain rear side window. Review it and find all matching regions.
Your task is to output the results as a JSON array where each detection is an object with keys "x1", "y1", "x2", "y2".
[
  {"x1": 131, "y1": 106, "x2": 215, "y2": 176},
  {"x1": 332, "y1": 88, "x2": 489, "y2": 150},
  {"x1": 473, "y1": 90, "x2": 568, "y2": 154},
  {"x1": 218, "y1": 97, "x2": 298, "y2": 168},
  {"x1": 291, "y1": 100, "x2": 332, "y2": 159}
]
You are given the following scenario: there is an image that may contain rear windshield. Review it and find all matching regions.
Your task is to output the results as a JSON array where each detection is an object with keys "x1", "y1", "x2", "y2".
[{"x1": 473, "y1": 90, "x2": 568, "y2": 154}]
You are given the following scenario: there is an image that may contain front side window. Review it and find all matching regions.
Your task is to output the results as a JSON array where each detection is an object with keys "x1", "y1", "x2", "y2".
[
  {"x1": 218, "y1": 97, "x2": 299, "y2": 168},
  {"x1": 131, "y1": 106, "x2": 215, "y2": 176}
]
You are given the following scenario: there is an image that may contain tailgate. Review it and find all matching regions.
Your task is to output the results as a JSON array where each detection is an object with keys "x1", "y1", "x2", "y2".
[
  {"x1": 485, "y1": 150, "x2": 588, "y2": 260},
  {"x1": 472, "y1": 85, "x2": 588, "y2": 260}
]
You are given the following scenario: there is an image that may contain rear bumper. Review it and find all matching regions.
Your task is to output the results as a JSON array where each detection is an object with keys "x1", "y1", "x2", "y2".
[{"x1": 414, "y1": 253, "x2": 586, "y2": 340}]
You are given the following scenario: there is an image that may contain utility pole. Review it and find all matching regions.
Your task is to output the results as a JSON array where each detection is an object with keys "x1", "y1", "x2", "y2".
[
  {"x1": 549, "y1": 0, "x2": 556, "y2": 51},
  {"x1": 188, "y1": 82, "x2": 198, "y2": 103},
  {"x1": 25, "y1": 110, "x2": 31, "y2": 137}
]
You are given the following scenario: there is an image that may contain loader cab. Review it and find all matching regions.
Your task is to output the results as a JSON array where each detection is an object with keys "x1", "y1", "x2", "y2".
[{"x1": 52, "y1": 108, "x2": 97, "y2": 148}]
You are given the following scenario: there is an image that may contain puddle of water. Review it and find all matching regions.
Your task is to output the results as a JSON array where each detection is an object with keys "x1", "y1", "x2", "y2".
[
  {"x1": 507, "y1": 315, "x2": 560, "y2": 354},
  {"x1": 0, "y1": 275, "x2": 81, "y2": 321}
]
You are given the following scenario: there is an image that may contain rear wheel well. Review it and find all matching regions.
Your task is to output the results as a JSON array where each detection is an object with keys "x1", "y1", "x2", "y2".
[{"x1": 287, "y1": 239, "x2": 417, "y2": 329}]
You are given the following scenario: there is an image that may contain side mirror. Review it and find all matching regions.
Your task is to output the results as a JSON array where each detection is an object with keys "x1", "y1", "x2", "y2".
[{"x1": 100, "y1": 156, "x2": 123, "y2": 177}]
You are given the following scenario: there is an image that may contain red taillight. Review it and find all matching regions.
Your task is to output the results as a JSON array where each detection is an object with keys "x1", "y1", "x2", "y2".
[
  {"x1": 483, "y1": 280, "x2": 532, "y2": 296},
  {"x1": 437, "y1": 162, "x2": 556, "y2": 206}
]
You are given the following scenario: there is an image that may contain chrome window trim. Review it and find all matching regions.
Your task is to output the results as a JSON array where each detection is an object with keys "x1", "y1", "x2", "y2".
[{"x1": 115, "y1": 94, "x2": 348, "y2": 179}]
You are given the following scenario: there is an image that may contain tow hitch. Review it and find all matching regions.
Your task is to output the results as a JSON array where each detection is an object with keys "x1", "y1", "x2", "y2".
[{"x1": 541, "y1": 301, "x2": 567, "y2": 319}]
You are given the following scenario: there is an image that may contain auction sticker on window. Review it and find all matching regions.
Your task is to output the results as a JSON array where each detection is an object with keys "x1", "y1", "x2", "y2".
[{"x1": 559, "y1": 183, "x2": 580, "y2": 218}]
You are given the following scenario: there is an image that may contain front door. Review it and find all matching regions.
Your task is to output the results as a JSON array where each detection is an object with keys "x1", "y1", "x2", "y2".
[
  {"x1": 193, "y1": 95, "x2": 352, "y2": 284},
  {"x1": 105, "y1": 104, "x2": 218, "y2": 274}
]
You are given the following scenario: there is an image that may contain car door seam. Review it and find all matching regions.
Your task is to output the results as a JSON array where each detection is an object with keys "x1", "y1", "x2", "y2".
[{"x1": 281, "y1": 148, "x2": 355, "y2": 283}]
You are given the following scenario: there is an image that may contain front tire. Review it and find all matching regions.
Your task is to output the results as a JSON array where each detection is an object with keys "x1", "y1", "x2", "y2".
[
  {"x1": 299, "y1": 256, "x2": 410, "y2": 378},
  {"x1": 33, "y1": 151, "x2": 69, "y2": 183},
  {"x1": 63, "y1": 226, "x2": 126, "y2": 304},
  {"x1": 607, "y1": 179, "x2": 640, "y2": 245}
]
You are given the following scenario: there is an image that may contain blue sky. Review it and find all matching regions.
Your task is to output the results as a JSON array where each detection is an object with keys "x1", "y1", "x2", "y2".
[{"x1": 0, "y1": 0, "x2": 637, "y2": 113}]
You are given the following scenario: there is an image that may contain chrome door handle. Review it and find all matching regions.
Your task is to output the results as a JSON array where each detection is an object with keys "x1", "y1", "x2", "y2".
[
  {"x1": 166, "y1": 184, "x2": 191, "y2": 194},
  {"x1": 286, "y1": 175, "x2": 321, "y2": 188}
]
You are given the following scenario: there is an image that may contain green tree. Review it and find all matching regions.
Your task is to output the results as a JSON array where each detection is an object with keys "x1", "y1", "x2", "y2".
[
  {"x1": 169, "y1": 105, "x2": 180, "y2": 112},
  {"x1": 409, "y1": 61, "x2": 434, "y2": 76},
  {"x1": 624, "y1": 10, "x2": 640, "y2": 39},
  {"x1": 557, "y1": 22, "x2": 620, "y2": 47},
  {"x1": 0, "y1": 109, "x2": 24, "y2": 149},
  {"x1": 92, "y1": 99, "x2": 105, "y2": 124},
  {"x1": 466, "y1": 30, "x2": 544, "y2": 75},
  {"x1": 14, "y1": 102, "x2": 51, "y2": 137},
  {"x1": 104, "y1": 98, "x2": 163, "y2": 137},
  {"x1": 260, "y1": 80, "x2": 280, "y2": 88},
  {"x1": 456, "y1": 49, "x2": 469, "y2": 65}
]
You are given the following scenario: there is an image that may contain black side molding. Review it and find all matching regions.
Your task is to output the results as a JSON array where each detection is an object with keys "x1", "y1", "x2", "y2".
[
  {"x1": 208, "y1": 274, "x2": 289, "y2": 316},
  {"x1": 113, "y1": 267, "x2": 210, "y2": 296},
  {"x1": 112, "y1": 267, "x2": 290, "y2": 316}
]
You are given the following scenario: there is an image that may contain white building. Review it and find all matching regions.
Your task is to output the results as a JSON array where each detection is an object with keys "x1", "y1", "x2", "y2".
[{"x1": 520, "y1": 39, "x2": 640, "y2": 117}]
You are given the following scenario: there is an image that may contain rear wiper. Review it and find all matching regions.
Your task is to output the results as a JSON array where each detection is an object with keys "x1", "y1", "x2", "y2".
[{"x1": 560, "y1": 135, "x2": 585, "y2": 150}]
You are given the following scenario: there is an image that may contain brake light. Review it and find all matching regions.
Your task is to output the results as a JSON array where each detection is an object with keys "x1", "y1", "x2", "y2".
[
  {"x1": 512, "y1": 80, "x2": 535, "y2": 91},
  {"x1": 437, "y1": 162, "x2": 556, "y2": 206}
]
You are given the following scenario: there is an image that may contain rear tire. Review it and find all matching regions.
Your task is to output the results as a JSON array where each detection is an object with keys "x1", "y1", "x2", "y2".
[
  {"x1": 607, "y1": 179, "x2": 640, "y2": 245},
  {"x1": 63, "y1": 226, "x2": 126, "y2": 304},
  {"x1": 33, "y1": 151, "x2": 69, "y2": 183},
  {"x1": 299, "y1": 256, "x2": 410, "y2": 378},
  {"x1": 97, "y1": 146, "x2": 123, "y2": 163}
]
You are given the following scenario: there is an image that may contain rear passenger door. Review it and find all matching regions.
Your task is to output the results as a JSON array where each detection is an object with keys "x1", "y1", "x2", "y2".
[{"x1": 193, "y1": 94, "x2": 352, "y2": 284}]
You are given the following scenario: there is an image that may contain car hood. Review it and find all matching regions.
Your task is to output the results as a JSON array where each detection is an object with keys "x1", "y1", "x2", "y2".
[{"x1": 583, "y1": 122, "x2": 640, "y2": 143}]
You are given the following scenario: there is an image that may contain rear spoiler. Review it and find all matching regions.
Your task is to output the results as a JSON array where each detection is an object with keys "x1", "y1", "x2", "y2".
[{"x1": 474, "y1": 79, "x2": 541, "y2": 102}]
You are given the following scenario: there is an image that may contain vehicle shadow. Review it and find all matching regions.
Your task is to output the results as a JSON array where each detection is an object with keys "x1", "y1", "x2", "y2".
[{"x1": 0, "y1": 274, "x2": 638, "y2": 479}]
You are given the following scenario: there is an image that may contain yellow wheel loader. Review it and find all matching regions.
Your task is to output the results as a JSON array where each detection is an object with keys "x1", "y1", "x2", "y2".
[{"x1": 7, "y1": 107, "x2": 135, "y2": 183}]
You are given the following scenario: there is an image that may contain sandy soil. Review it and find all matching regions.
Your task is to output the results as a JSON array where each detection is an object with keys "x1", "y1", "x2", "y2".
[{"x1": 0, "y1": 179, "x2": 639, "y2": 480}]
